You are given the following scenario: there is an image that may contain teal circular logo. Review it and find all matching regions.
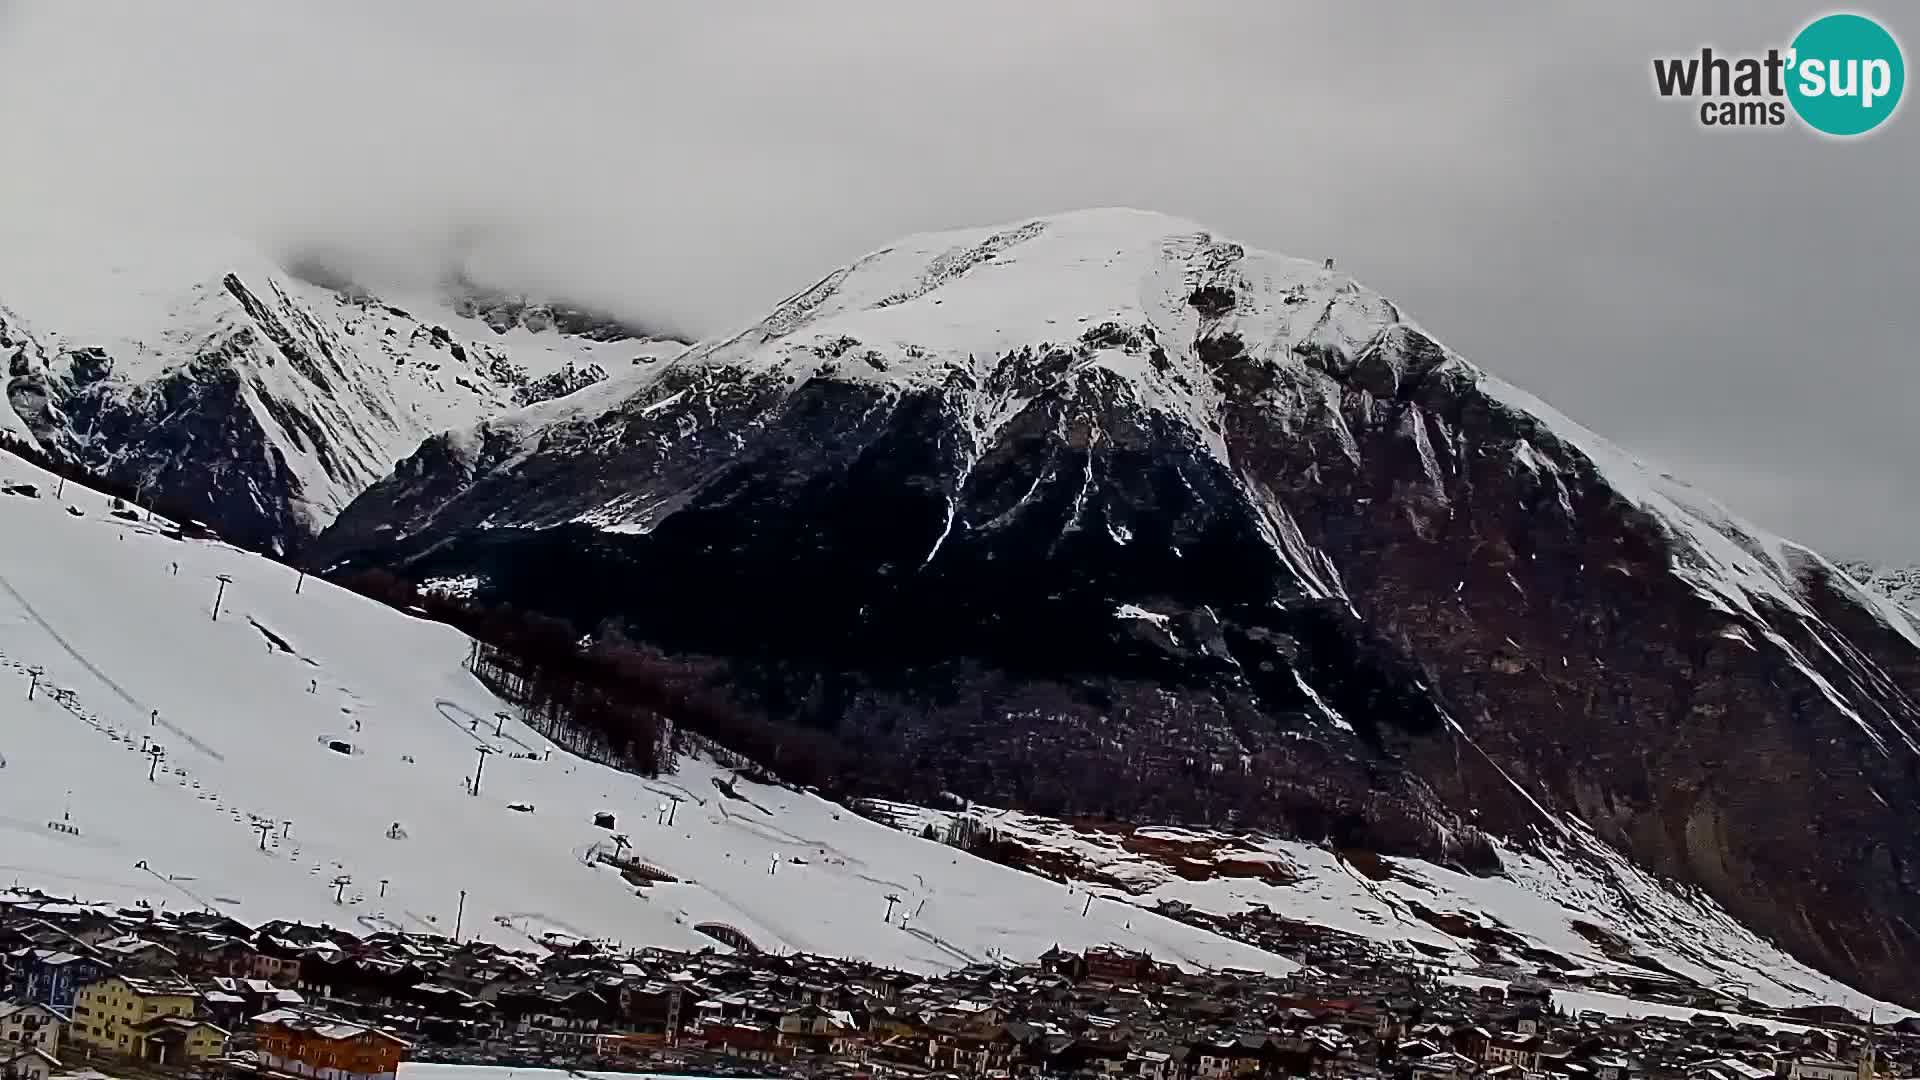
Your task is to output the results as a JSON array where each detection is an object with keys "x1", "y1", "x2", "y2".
[{"x1": 1788, "y1": 13, "x2": 1905, "y2": 136}]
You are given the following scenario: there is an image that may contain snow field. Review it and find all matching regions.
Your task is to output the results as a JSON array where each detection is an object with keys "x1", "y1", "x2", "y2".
[
  {"x1": 870, "y1": 801, "x2": 1904, "y2": 1018},
  {"x1": 0, "y1": 448, "x2": 1288, "y2": 975}
]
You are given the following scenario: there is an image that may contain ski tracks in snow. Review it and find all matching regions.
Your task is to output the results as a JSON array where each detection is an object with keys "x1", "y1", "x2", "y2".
[
  {"x1": 0, "y1": 569, "x2": 225, "y2": 762},
  {"x1": 434, "y1": 699, "x2": 537, "y2": 754}
]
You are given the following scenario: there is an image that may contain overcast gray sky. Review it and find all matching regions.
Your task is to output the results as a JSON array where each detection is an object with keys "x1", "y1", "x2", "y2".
[{"x1": 0, "y1": 2, "x2": 1912, "y2": 561}]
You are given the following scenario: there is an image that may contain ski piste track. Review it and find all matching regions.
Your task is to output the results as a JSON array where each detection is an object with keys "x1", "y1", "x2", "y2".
[
  {"x1": 0, "y1": 468, "x2": 1325, "y2": 977},
  {"x1": 0, "y1": 601, "x2": 396, "y2": 926},
  {"x1": 0, "y1": 572, "x2": 999, "y2": 970},
  {"x1": 0, "y1": 545, "x2": 481, "y2": 915},
  {"x1": 0, "y1": 567, "x2": 224, "y2": 762},
  {"x1": 6, "y1": 465, "x2": 1880, "y2": 1005},
  {"x1": 435, "y1": 698, "x2": 536, "y2": 754}
]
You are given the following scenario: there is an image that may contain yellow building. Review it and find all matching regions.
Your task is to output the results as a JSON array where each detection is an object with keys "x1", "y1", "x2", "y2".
[
  {"x1": 132, "y1": 1015, "x2": 230, "y2": 1064},
  {"x1": 70, "y1": 975, "x2": 198, "y2": 1058}
]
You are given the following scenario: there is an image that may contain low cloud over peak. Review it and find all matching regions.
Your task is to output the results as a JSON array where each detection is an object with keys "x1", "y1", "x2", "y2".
[{"x1": 0, "y1": 1, "x2": 1914, "y2": 561}]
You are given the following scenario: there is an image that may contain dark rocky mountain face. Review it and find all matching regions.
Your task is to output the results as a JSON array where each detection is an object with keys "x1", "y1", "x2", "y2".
[
  {"x1": 311, "y1": 210, "x2": 1920, "y2": 1004},
  {"x1": 3, "y1": 258, "x2": 684, "y2": 554}
]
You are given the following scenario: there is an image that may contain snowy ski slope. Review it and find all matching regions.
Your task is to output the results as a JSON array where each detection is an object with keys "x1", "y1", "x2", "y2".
[
  {"x1": 0, "y1": 447, "x2": 1287, "y2": 975},
  {"x1": 867, "y1": 804, "x2": 1904, "y2": 1017}
]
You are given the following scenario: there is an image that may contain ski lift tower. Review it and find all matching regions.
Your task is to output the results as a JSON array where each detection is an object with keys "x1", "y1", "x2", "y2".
[
  {"x1": 471, "y1": 745, "x2": 495, "y2": 796},
  {"x1": 211, "y1": 574, "x2": 233, "y2": 621}
]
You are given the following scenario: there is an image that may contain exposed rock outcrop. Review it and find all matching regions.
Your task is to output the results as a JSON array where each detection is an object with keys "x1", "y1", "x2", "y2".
[{"x1": 313, "y1": 209, "x2": 1920, "y2": 1004}]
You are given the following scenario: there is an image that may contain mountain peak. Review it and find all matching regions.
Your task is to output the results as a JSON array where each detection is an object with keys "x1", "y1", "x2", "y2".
[
  {"x1": 313, "y1": 210, "x2": 1920, "y2": 1005},
  {"x1": 644, "y1": 208, "x2": 1443, "y2": 478},
  {"x1": 0, "y1": 227, "x2": 682, "y2": 551}
]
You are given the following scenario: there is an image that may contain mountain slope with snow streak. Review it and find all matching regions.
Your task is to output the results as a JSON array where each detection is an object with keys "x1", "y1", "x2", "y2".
[
  {"x1": 861, "y1": 799, "x2": 1900, "y2": 1018},
  {"x1": 0, "y1": 223, "x2": 684, "y2": 553},
  {"x1": 0, "y1": 445, "x2": 1281, "y2": 975},
  {"x1": 317, "y1": 209, "x2": 1920, "y2": 1006},
  {"x1": 1843, "y1": 561, "x2": 1920, "y2": 619}
]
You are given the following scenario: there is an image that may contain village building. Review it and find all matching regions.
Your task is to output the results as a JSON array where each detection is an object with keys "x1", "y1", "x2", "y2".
[
  {"x1": 253, "y1": 1008, "x2": 411, "y2": 1080},
  {"x1": 68, "y1": 975, "x2": 197, "y2": 1058},
  {"x1": 5, "y1": 951, "x2": 106, "y2": 1013},
  {"x1": 128, "y1": 1014, "x2": 229, "y2": 1065},
  {"x1": 0, "y1": 1045, "x2": 59, "y2": 1080},
  {"x1": 0, "y1": 1004, "x2": 62, "y2": 1054},
  {"x1": 1789, "y1": 1054, "x2": 1875, "y2": 1080},
  {"x1": 3, "y1": 885, "x2": 1917, "y2": 1080}
]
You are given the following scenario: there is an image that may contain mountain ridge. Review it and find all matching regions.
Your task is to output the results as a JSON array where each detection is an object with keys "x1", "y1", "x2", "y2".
[
  {"x1": 1, "y1": 437, "x2": 1902, "y2": 1019},
  {"x1": 0, "y1": 230, "x2": 687, "y2": 552},
  {"x1": 1844, "y1": 560, "x2": 1920, "y2": 613},
  {"x1": 305, "y1": 209, "x2": 1920, "y2": 1004}
]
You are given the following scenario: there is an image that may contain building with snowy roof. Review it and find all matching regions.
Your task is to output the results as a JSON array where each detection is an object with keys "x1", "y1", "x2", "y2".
[{"x1": 253, "y1": 1008, "x2": 411, "y2": 1080}]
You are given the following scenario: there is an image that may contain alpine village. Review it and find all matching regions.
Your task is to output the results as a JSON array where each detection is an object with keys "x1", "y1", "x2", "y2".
[{"x1": 0, "y1": 877, "x2": 1914, "y2": 1080}]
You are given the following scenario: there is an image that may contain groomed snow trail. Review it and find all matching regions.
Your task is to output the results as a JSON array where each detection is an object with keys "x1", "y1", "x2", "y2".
[{"x1": 0, "y1": 450, "x2": 1290, "y2": 976}]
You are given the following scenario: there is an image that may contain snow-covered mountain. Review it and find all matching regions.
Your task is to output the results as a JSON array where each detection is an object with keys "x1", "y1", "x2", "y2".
[
  {"x1": 314, "y1": 209, "x2": 1920, "y2": 1006},
  {"x1": 0, "y1": 442, "x2": 1899, "y2": 1019},
  {"x1": 1842, "y1": 560, "x2": 1920, "y2": 613},
  {"x1": 858, "y1": 799, "x2": 1894, "y2": 1017},
  {"x1": 0, "y1": 226, "x2": 685, "y2": 553},
  {"x1": 0, "y1": 445, "x2": 1275, "y2": 974}
]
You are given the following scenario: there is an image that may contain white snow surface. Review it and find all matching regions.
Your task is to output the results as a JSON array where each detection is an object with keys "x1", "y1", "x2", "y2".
[
  {"x1": 444, "y1": 208, "x2": 1920, "y2": 679},
  {"x1": 863, "y1": 800, "x2": 1906, "y2": 1019},
  {"x1": 0, "y1": 446, "x2": 1287, "y2": 976},
  {"x1": 649, "y1": 208, "x2": 1386, "y2": 462},
  {"x1": 12, "y1": 210, "x2": 1904, "y2": 1015},
  {"x1": 0, "y1": 219, "x2": 679, "y2": 536},
  {"x1": 1844, "y1": 561, "x2": 1920, "y2": 616}
]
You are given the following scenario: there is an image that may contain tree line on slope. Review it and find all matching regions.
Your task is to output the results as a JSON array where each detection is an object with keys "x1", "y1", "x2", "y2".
[
  {"x1": 330, "y1": 568, "x2": 853, "y2": 792},
  {"x1": 1, "y1": 433, "x2": 1499, "y2": 866},
  {"x1": 0, "y1": 432, "x2": 205, "y2": 527},
  {"x1": 328, "y1": 568, "x2": 1502, "y2": 875}
]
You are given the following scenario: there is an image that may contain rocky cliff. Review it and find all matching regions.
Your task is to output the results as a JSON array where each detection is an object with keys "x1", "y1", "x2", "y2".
[
  {"x1": 1, "y1": 245, "x2": 686, "y2": 553},
  {"x1": 311, "y1": 209, "x2": 1920, "y2": 1003}
]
